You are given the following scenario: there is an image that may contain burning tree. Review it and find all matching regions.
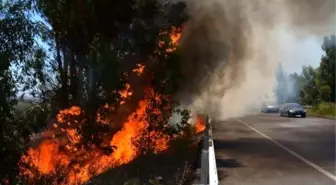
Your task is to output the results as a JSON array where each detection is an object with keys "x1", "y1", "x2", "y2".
[{"x1": 12, "y1": 0, "x2": 204, "y2": 184}]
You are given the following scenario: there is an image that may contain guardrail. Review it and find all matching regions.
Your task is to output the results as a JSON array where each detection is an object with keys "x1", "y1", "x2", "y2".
[{"x1": 199, "y1": 116, "x2": 219, "y2": 185}]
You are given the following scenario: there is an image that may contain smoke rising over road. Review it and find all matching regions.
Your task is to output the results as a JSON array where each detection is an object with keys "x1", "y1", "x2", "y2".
[{"x1": 177, "y1": 0, "x2": 335, "y2": 120}]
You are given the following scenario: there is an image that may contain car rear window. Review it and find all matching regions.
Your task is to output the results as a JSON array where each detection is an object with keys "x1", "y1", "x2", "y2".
[{"x1": 287, "y1": 103, "x2": 301, "y2": 108}]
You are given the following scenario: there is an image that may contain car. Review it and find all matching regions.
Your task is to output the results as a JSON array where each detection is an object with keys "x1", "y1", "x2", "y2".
[
  {"x1": 261, "y1": 104, "x2": 280, "y2": 113},
  {"x1": 279, "y1": 103, "x2": 306, "y2": 118}
]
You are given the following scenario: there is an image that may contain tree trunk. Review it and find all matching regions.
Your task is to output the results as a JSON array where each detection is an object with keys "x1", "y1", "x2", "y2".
[
  {"x1": 69, "y1": 51, "x2": 79, "y2": 105},
  {"x1": 55, "y1": 34, "x2": 68, "y2": 109},
  {"x1": 86, "y1": 52, "x2": 99, "y2": 125}
]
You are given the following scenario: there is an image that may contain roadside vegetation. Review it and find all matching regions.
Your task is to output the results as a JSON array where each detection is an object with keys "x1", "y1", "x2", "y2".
[
  {"x1": 1, "y1": 1, "x2": 208, "y2": 184},
  {"x1": 276, "y1": 34, "x2": 335, "y2": 117},
  {"x1": 306, "y1": 102, "x2": 336, "y2": 117}
]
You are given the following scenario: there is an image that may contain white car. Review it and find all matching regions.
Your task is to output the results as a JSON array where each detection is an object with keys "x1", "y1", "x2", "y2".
[{"x1": 261, "y1": 104, "x2": 280, "y2": 113}]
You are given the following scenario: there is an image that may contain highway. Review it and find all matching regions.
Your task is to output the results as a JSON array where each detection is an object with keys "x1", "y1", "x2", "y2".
[{"x1": 213, "y1": 113, "x2": 335, "y2": 185}]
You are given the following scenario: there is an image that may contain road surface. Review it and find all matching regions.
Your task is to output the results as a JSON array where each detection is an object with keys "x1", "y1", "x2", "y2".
[{"x1": 213, "y1": 113, "x2": 335, "y2": 185}]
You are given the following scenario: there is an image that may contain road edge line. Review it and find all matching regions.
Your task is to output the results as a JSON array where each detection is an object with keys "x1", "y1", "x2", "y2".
[{"x1": 237, "y1": 119, "x2": 336, "y2": 182}]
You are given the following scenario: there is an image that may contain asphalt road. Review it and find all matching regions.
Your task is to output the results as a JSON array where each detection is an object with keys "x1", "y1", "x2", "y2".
[{"x1": 213, "y1": 113, "x2": 336, "y2": 185}]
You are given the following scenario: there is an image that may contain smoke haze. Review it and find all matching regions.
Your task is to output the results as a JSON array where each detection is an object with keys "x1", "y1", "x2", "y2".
[{"x1": 177, "y1": 0, "x2": 335, "y2": 120}]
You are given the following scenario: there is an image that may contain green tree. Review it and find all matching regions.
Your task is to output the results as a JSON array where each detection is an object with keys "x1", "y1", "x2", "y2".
[
  {"x1": 0, "y1": 0, "x2": 40, "y2": 183},
  {"x1": 317, "y1": 34, "x2": 335, "y2": 102},
  {"x1": 319, "y1": 85, "x2": 332, "y2": 102},
  {"x1": 300, "y1": 66, "x2": 319, "y2": 105}
]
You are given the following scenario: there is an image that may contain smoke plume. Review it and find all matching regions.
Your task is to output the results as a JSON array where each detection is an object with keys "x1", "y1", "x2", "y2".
[{"x1": 177, "y1": 0, "x2": 335, "y2": 120}]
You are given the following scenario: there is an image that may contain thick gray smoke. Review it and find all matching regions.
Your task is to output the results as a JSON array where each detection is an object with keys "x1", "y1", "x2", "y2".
[{"x1": 177, "y1": 0, "x2": 335, "y2": 120}]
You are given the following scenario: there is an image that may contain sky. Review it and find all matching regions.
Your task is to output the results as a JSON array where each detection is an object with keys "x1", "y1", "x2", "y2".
[
  {"x1": 278, "y1": 31, "x2": 325, "y2": 74},
  {"x1": 276, "y1": 18, "x2": 335, "y2": 74}
]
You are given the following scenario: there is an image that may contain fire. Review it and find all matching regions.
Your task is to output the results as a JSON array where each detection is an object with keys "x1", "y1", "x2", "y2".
[
  {"x1": 166, "y1": 27, "x2": 182, "y2": 53},
  {"x1": 21, "y1": 140, "x2": 70, "y2": 176},
  {"x1": 132, "y1": 64, "x2": 145, "y2": 76},
  {"x1": 158, "y1": 26, "x2": 183, "y2": 54},
  {"x1": 170, "y1": 27, "x2": 182, "y2": 44},
  {"x1": 118, "y1": 83, "x2": 133, "y2": 105},
  {"x1": 20, "y1": 87, "x2": 171, "y2": 185},
  {"x1": 119, "y1": 83, "x2": 133, "y2": 99},
  {"x1": 195, "y1": 115, "x2": 206, "y2": 133},
  {"x1": 19, "y1": 27, "x2": 184, "y2": 185},
  {"x1": 56, "y1": 106, "x2": 81, "y2": 123},
  {"x1": 109, "y1": 100, "x2": 147, "y2": 164}
]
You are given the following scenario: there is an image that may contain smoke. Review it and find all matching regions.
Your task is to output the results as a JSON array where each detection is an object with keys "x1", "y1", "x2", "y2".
[
  {"x1": 275, "y1": 64, "x2": 302, "y2": 104},
  {"x1": 176, "y1": 0, "x2": 335, "y2": 120}
]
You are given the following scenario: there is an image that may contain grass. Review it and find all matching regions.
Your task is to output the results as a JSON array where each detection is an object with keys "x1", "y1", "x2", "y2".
[{"x1": 306, "y1": 102, "x2": 336, "y2": 118}]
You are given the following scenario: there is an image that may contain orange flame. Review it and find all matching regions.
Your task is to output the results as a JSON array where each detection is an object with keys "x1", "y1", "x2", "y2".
[
  {"x1": 195, "y1": 115, "x2": 206, "y2": 133},
  {"x1": 166, "y1": 27, "x2": 182, "y2": 53},
  {"x1": 20, "y1": 88, "x2": 171, "y2": 185},
  {"x1": 118, "y1": 83, "x2": 133, "y2": 105},
  {"x1": 157, "y1": 26, "x2": 183, "y2": 54},
  {"x1": 19, "y1": 27, "x2": 184, "y2": 185},
  {"x1": 21, "y1": 140, "x2": 70, "y2": 176},
  {"x1": 109, "y1": 100, "x2": 147, "y2": 164},
  {"x1": 119, "y1": 83, "x2": 133, "y2": 99},
  {"x1": 170, "y1": 27, "x2": 182, "y2": 44},
  {"x1": 132, "y1": 64, "x2": 145, "y2": 76}
]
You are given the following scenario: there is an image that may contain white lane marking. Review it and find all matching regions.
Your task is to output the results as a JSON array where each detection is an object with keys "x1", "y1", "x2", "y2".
[
  {"x1": 279, "y1": 123, "x2": 303, "y2": 128},
  {"x1": 237, "y1": 119, "x2": 336, "y2": 181}
]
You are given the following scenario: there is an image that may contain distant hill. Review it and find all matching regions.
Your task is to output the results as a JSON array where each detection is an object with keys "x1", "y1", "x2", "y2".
[{"x1": 15, "y1": 99, "x2": 36, "y2": 111}]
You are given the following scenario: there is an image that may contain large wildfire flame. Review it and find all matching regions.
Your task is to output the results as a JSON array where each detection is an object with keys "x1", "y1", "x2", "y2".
[
  {"x1": 19, "y1": 27, "x2": 189, "y2": 185},
  {"x1": 20, "y1": 88, "x2": 170, "y2": 185}
]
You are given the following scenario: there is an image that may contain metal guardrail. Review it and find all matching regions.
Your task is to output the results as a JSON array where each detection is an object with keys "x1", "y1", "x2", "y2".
[{"x1": 199, "y1": 116, "x2": 219, "y2": 185}]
